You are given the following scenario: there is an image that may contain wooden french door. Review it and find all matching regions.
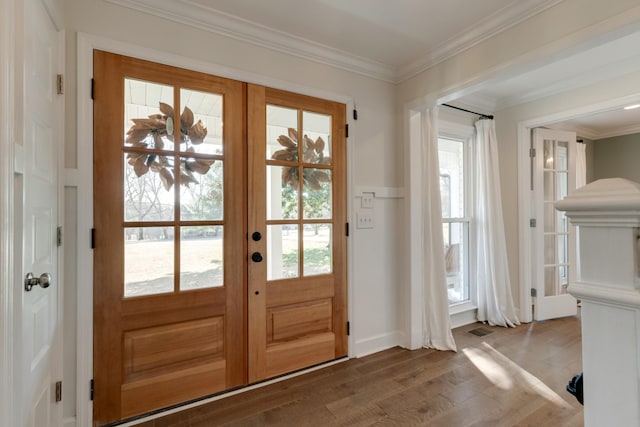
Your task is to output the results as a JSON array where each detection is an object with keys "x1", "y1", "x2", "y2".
[
  {"x1": 247, "y1": 85, "x2": 348, "y2": 382},
  {"x1": 93, "y1": 51, "x2": 246, "y2": 425},
  {"x1": 93, "y1": 53, "x2": 347, "y2": 425}
]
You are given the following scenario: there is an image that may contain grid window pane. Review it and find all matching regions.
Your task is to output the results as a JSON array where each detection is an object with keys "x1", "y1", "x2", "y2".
[
  {"x1": 438, "y1": 138, "x2": 464, "y2": 219},
  {"x1": 124, "y1": 227, "x2": 174, "y2": 297},
  {"x1": 180, "y1": 226, "x2": 223, "y2": 290},
  {"x1": 267, "y1": 224, "x2": 299, "y2": 280}
]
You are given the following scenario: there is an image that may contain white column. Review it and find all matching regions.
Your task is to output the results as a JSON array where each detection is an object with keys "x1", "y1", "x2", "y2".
[{"x1": 556, "y1": 178, "x2": 640, "y2": 427}]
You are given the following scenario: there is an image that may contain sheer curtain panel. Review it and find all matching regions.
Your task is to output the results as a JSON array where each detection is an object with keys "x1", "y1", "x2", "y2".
[
  {"x1": 421, "y1": 107, "x2": 457, "y2": 351},
  {"x1": 474, "y1": 119, "x2": 520, "y2": 327}
]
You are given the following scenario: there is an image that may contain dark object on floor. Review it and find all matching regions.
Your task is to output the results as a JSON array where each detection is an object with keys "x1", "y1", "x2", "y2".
[
  {"x1": 567, "y1": 372, "x2": 584, "y2": 405},
  {"x1": 467, "y1": 327, "x2": 494, "y2": 337}
]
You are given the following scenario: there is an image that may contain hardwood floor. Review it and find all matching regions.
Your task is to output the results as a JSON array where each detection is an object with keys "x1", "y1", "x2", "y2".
[{"x1": 134, "y1": 316, "x2": 583, "y2": 426}]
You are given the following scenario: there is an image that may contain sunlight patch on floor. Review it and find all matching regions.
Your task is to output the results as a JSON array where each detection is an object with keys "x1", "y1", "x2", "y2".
[{"x1": 462, "y1": 342, "x2": 572, "y2": 409}]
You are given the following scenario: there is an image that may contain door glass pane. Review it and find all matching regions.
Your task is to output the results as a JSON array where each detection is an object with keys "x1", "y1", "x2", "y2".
[
  {"x1": 267, "y1": 165, "x2": 299, "y2": 220},
  {"x1": 556, "y1": 141, "x2": 568, "y2": 170},
  {"x1": 303, "y1": 224, "x2": 332, "y2": 276},
  {"x1": 123, "y1": 155, "x2": 175, "y2": 222},
  {"x1": 558, "y1": 235, "x2": 568, "y2": 265},
  {"x1": 544, "y1": 266, "x2": 557, "y2": 297},
  {"x1": 438, "y1": 138, "x2": 464, "y2": 218},
  {"x1": 180, "y1": 226, "x2": 223, "y2": 290},
  {"x1": 560, "y1": 266, "x2": 569, "y2": 294},
  {"x1": 267, "y1": 224, "x2": 299, "y2": 280},
  {"x1": 180, "y1": 88, "x2": 223, "y2": 155},
  {"x1": 544, "y1": 235, "x2": 555, "y2": 265},
  {"x1": 267, "y1": 105, "x2": 298, "y2": 160},
  {"x1": 543, "y1": 171, "x2": 554, "y2": 202},
  {"x1": 543, "y1": 139, "x2": 554, "y2": 169},
  {"x1": 124, "y1": 227, "x2": 174, "y2": 297},
  {"x1": 543, "y1": 203, "x2": 555, "y2": 233},
  {"x1": 124, "y1": 78, "x2": 174, "y2": 151},
  {"x1": 302, "y1": 111, "x2": 332, "y2": 165},
  {"x1": 559, "y1": 211, "x2": 568, "y2": 233},
  {"x1": 557, "y1": 172, "x2": 568, "y2": 199},
  {"x1": 303, "y1": 168, "x2": 332, "y2": 219},
  {"x1": 180, "y1": 158, "x2": 223, "y2": 221}
]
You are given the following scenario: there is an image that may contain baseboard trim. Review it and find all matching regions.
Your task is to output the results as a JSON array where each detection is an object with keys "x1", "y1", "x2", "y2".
[
  {"x1": 354, "y1": 331, "x2": 402, "y2": 357},
  {"x1": 63, "y1": 417, "x2": 76, "y2": 427}
]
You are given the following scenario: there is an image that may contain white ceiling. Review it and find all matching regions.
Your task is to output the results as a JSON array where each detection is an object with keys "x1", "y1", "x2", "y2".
[{"x1": 109, "y1": 0, "x2": 640, "y2": 138}]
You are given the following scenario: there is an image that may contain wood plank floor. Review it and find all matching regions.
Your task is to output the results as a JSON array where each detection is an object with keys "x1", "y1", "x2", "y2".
[{"x1": 135, "y1": 316, "x2": 583, "y2": 426}]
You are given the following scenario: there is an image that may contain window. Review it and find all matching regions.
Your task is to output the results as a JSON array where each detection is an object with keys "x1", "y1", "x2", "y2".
[{"x1": 438, "y1": 136, "x2": 471, "y2": 305}]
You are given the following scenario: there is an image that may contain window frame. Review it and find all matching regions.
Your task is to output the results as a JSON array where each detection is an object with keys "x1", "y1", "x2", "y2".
[{"x1": 438, "y1": 120, "x2": 477, "y2": 318}]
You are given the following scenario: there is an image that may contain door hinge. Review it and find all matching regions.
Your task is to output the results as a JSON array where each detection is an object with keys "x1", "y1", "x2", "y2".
[
  {"x1": 56, "y1": 74, "x2": 64, "y2": 95},
  {"x1": 91, "y1": 78, "x2": 95, "y2": 100},
  {"x1": 531, "y1": 288, "x2": 537, "y2": 297},
  {"x1": 530, "y1": 218, "x2": 536, "y2": 228},
  {"x1": 55, "y1": 381, "x2": 62, "y2": 402},
  {"x1": 57, "y1": 226, "x2": 62, "y2": 247},
  {"x1": 353, "y1": 109, "x2": 358, "y2": 120},
  {"x1": 529, "y1": 148, "x2": 536, "y2": 158},
  {"x1": 347, "y1": 321, "x2": 350, "y2": 336},
  {"x1": 90, "y1": 379, "x2": 94, "y2": 401},
  {"x1": 346, "y1": 222, "x2": 349, "y2": 237},
  {"x1": 91, "y1": 228, "x2": 96, "y2": 249},
  {"x1": 345, "y1": 124, "x2": 349, "y2": 138}
]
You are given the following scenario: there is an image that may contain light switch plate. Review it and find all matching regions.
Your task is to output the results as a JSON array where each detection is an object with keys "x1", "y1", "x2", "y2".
[
  {"x1": 361, "y1": 192, "x2": 374, "y2": 209},
  {"x1": 356, "y1": 211, "x2": 374, "y2": 229}
]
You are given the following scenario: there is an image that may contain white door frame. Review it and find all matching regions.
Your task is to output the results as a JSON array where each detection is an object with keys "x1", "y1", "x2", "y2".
[
  {"x1": 517, "y1": 92, "x2": 640, "y2": 323},
  {"x1": 0, "y1": 0, "x2": 17, "y2": 424},
  {"x1": 75, "y1": 33, "x2": 356, "y2": 426}
]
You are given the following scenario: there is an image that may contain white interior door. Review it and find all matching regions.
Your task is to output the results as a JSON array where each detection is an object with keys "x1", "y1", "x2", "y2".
[
  {"x1": 532, "y1": 128, "x2": 578, "y2": 321},
  {"x1": 16, "y1": 0, "x2": 62, "y2": 425}
]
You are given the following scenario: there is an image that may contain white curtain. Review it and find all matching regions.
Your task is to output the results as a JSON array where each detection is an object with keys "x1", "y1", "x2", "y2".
[
  {"x1": 421, "y1": 107, "x2": 457, "y2": 351},
  {"x1": 474, "y1": 119, "x2": 520, "y2": 327},
  {"x1": 576, "y1": 141, "x2": 587, "y2": 188}
]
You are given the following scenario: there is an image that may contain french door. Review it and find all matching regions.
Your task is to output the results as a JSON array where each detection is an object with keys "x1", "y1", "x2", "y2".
[
  {"x1": 93, "y1": 51, "x2": 347, "y2": 425},
  {"x1": 247, "y1": 85, "x2": 347, "y2": 381},
  {"x1": 532, "y1": 128, "x2": 578, "y2": 320}
]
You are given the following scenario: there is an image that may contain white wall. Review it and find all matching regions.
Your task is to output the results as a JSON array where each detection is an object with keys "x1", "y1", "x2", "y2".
[
  {"x1": 592, "y1": 133, "x2": 640, "y2": 182},
  {"x1": 62, "y1": 0, "x2": 402, "y2": 422},
  {"x1": 397, "y1": 0, "x2": 640, "y2": 321}
]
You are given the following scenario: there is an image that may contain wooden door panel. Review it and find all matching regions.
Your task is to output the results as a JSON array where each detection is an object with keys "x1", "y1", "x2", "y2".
[
  {"x1": 120, "y1": 360, "x2": 227, "y2": 418},
  {"x1": 247, "y1": 84, "x2": 347, "y2": 383},
  {"x1": 268, "y1": 299, "x2": 333, "y2": 342},
  {"x1": 266, "y1": 333, "x2": 336, "y2": 378},
  {"x1": 93, "y1": 51, "x2": 246, "y2": 425}
]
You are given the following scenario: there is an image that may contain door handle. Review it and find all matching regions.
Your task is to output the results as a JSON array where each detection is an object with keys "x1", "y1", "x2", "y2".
[
  {"x1": 251, "y1": 252, "x2": 263, "y2": 263},
  {"x1": 24, "y1": 272, "x2": 52, "y2": 292}
]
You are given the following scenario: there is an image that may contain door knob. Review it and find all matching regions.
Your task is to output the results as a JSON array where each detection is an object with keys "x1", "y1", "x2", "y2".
[
  {"x1": 24, "y1": 272, "x2": 52, "y2": 292},
  {"x1": 251, "y1": 252, "x2": 263, "y2": 262},
  {"x1": 251, "y1": 231, "x2": 262, "y2": 241}
]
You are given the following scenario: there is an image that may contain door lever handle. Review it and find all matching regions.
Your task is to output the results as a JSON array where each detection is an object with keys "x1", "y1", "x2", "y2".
[{"x1": 24, "y1": 272, "x2": 52, "y2": 292}]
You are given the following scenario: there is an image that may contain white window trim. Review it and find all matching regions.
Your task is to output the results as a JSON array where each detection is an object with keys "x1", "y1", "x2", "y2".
[{"x1": 438, "y1": 120, "x2": 477, "y2": 326}]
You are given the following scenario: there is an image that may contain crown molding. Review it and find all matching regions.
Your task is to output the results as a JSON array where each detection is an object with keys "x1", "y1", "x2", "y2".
[
  {"x1": 396, "y1": 0, "x2": 565, "y2": 82},
  {"x1": 593, "y1": 124, "x2": 640, "y2": 140},
  {"x1": 104, "y1": 0, "x2": 396, "y2": 82},
  {"x1": 548, "y1": 121, "x2": 640, "y2": 141},
  {"x1": 548, "y1": 123, "x2": 599, "y2": 141},
  {"x1": 105, "y1": 0, "x2": 561, "y2": 85}
]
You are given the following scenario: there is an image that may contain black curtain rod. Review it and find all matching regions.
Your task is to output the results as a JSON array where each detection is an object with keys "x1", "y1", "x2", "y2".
[{"x1": 442, "y1": 103, "x2": 494, "y2": 120}]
